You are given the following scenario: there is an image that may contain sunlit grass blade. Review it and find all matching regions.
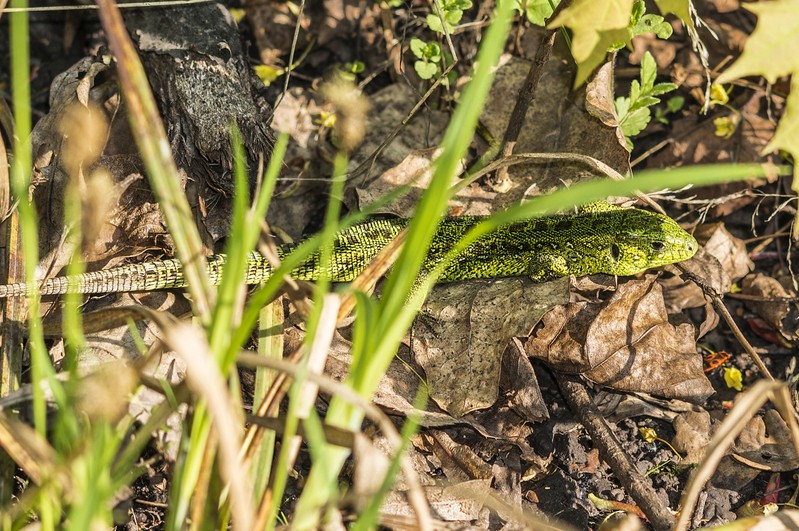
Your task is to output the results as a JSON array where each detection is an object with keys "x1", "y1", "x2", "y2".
[{"x1": 289, "y1": 1, "x2": 516, "y2": 527}]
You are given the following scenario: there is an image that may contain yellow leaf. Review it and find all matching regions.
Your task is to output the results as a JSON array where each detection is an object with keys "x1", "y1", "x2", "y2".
[
  {"x1": 709, "y1": 83, "x2": 730, "y2": 106},
  {"x1": 229, "y1": 8, "x2": 246, "y2": 23},
  {"x1": 713, "y1": 115, "x2": 738, "y2": 139},
  {"x1": 548, "y1": 0, "x2": 634, "y2": 85},
  {"x1": 253, "y1": 65, "x2": 282, "y2": 86},
  {"x1": 653, "y1": 0, "x2": 694, "y2": 32},
  {"x1": 764, "y1": 77, "x2": 799, "y2": 157},
  {"x1": 716, "y1": 0, "x2": 799, "y2": 85}
]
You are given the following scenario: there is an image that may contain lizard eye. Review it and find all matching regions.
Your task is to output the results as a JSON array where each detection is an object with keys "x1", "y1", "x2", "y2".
[
  {"x1": 610, "y1": 244, "x2": 620, "y2": 261},
  {"x1": 650, "y1": 241, "x2": 665, "y2": 252}
]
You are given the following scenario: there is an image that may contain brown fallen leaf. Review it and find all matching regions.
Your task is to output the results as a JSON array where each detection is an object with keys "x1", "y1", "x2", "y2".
[
  {"x1": 697, "y1": 222, "x2": 754, "y2": 283},
  {"x1": 671, "y1": 410, "x2": 713, "y2": 465},
  {"x1": 742, "y1": 273, "x2": 797, "y2": 344},
  {"x1": 412, "y1": 277, "x2": 569, "y2": 417},
  {"x1": 527, "y1": 275, "x2": 713, "y2": 402},
  {"x1": 663, "y1": 222, "x2": 753, "y2": 314},
  {"x1": 732, "y1": 409, "x2": 799, "y2": 472}
]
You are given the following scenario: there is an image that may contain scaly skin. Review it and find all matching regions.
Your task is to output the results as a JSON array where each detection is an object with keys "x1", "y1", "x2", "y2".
[{"x1": 0, "y1": 207, "x2": 697, "y2": 297}]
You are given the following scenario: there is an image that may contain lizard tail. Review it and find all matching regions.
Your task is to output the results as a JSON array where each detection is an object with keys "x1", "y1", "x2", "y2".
[
  {"x1": 0, "y1": 252, "x2": 276, "y2": 298},
  {"x1": 0, "y1": 258, "x2": 189, "y2": 297}
]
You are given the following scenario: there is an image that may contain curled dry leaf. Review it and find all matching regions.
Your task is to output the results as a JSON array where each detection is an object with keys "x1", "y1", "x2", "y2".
[
  {"x1": 527, "y1": 275, "x2": 713, "y2": 403},
  {"x1": 697, "y1": 223, "x2": 754, "y2": 283},
  {"x1": 671, "y1": 410, "x2": 713, "y2": 465},
  {"x1": 711, "y1": 415, "x2": 766, "y2": 491},
  {"x1": 732, "y1": 409, "x2": 799, "y2": 472},
  {"x1": 664, "y1": 222, "x2": 754, "y2": 338},
  {"x1": 664, "y1": 222, "x2": 752, "y2": 308},
  {"x1": 742, "y1": 273, "x2": 797, "y2": 344},
  {"x1": 412, "y1": 278, "x2": 569, "y2": 417}
]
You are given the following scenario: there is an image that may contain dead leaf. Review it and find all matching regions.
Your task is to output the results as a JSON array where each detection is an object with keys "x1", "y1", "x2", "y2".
[
  {"x1": 671, "y1": 410, "x2": 713, "y2": 464},
  {"x1": 742, "y1": 273, "x2": 797, "y2": 344},
  {"x1": 412, "y1": 278, "x2": 569, "y2": 417},
  {"x1": 501, "y1": 342, "x2": 550, "y2": 422},
  {"x1": 527, "y1": 275, "x2": 713, "y2": 402},
  {"x1": 663, "y1": 222, "x2": 752, "y2": 325},
  {"x1": 732, "y1": 409, "x2": 799, "y2": 472},
  {"x1": 479, "y1": 27, "x2": 630, "y2": 205},
  {"x1": 697, "y1": 223, "x2": 754, "y2": 283}
]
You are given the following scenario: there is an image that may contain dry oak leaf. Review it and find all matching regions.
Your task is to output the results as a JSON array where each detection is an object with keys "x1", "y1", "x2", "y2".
[
  {"x1": 663, "y1": 222, "x2": 753, "y2": 337},
  {"x1": 527, "y1": 275, "x2": 713, "y2": 402},
  {"x1": 671, "y1": 410, "x2": 713, "y2": 465},
  {"x1": 412, "y1": 278, "x2": 568, "y2": 417},
  {"x1": 742, "y1": 273, "x2": 797, "y2": 344}
]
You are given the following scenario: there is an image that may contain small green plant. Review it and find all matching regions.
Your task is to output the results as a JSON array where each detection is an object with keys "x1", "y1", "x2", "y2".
[
  {"x1": 628, "y1": 0, "x2": 672, "y2": 41},
  {"x1": 515, "y1": 0, "x2": 559, "y2": 26},
  {"x1": 654, "y1": 95, "x2": 685, "y2": 124},
  {"x1": 339, "y1": 60, "x2": 365, "y2": 82},
  {"x1": 427, "y1": 0, "x2": 473, "y2": 33},
  {"x1": 614, "y1": 51, "x2": 677, "y2": 149},
  {"x1": 410, "y1": 38, "x2": 442, "y2": 80},
  {"x1": 608, "y1": 1, "x2": 672, "y2": 50}
]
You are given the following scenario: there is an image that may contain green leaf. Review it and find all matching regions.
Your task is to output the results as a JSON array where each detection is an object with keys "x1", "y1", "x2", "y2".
[
  {"x1": 631, "y1": 0, "x2": 645, "y2": 24},
  {"x1": 632, "y1": 95, "x2": 660, "y2": 110},
  {"x1": 654, "y1": 106, "x2": 668, "y2": 124},
  {"x1": 631, "y1": 14, "x2": 672, "y2": 39},
  {"x1": 629, "y1": 79, "x2": 641, "y2": 104},
  {"x1": 666, "y1": 95, "x2": 685, "y2": 113},
  {"x1": 427, "y1": 13, "x2": 450, "y2": 33},
  {"x1": 427, "y1": 43, "x2": 442, "y2": 62},
  {"x1": 445, "y1": 8, "x2": 464, "y2": 24},
  {"x1": 640, "y1": 51, "x2": 657, "y2": 90},
  {"x1": 410, "y1": 38, "x2": 427, "y2": 58},
  {"x1": 523, "y1": 0, "x2": 557, "y2": 25},
  {"x1": 615, "y1": 96, "x2": 631, "y2": 120},
  {"x1": 347, "y1": 61, "x2": 365, "y2": 74},
  {"x1": 650, "y1": 82, "x2": 678, "y2": 96},
  {"x1": 620, "y1": 106, "x2": 651, "y2": 137},
  {"x1": 414, "y1": 60, "x2": 439, "y2": 79}
]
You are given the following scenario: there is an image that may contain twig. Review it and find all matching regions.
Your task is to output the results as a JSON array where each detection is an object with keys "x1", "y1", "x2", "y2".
[
  {"x1": 556, "y1": 375, "x2": 676, "y2": 531},
  {"x1": 493, "y1": 29, "x2": 557, "y2": 189},
  {"x1": 679, "y1": 266, "x2": 774, "y2": 380}
]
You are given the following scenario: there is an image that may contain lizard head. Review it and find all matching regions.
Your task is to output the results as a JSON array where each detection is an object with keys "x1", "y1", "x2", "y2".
[{"x1": 602, "y1": 210, "x2": 698, "y2": 276}]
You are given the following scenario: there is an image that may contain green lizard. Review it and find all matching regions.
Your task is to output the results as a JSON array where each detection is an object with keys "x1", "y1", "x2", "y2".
[{"x1": 0, "y1": 205, "x2": 697, "y2": 297}]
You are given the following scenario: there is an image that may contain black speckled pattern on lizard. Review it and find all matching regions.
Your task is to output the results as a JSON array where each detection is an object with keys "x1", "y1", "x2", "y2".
[{"x1": 0, "y1": 207, "x2": 697, "y2": 297}]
